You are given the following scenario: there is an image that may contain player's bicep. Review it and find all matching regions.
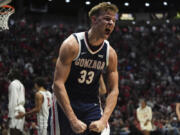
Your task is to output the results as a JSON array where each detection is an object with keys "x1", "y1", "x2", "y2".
[
  {"x1": 106, "y1": 48, "x2": 118, "y2": 93},
  {"x1": 35, "y1": 93, "x2": 43, "y2": 112},
  {"x1": 53, "y1": 36, "x2": 78, "y2": 84},
  {"x1": 54, "y1": 57, "x2": 71, "y2": 84}
]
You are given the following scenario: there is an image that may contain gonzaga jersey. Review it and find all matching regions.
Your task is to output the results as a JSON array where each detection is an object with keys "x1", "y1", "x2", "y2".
[
  {"x1": 37, "y1": 91, "x2": 52, "y2": 128},
  {"x1": 65, "y1": 32, "x2": 110, "y2": 103}
]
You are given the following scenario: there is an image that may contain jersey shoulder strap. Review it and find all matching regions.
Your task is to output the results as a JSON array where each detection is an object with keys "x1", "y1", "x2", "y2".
[
  {"x1": 104, "y1": 40, "x2": 110, "y2": 66},
  {"x1": 72, "y1": 32, "x2": 85, "y2": 61}
]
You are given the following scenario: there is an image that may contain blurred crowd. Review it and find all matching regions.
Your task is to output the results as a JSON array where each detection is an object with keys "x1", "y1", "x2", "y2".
[
  {"x1": 0, "y1": 16, "x2": 180, "y2": 135},
  {"x1": 109, "y1": 21, "x2": 180, "y2": 135}
]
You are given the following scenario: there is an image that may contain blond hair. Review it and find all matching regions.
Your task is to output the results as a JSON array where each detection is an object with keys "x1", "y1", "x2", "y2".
[{"x1": 88, "y1": 2, "x2": 118, "y2": 18}]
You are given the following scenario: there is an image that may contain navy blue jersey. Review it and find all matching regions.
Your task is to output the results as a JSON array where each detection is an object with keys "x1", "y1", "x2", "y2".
[{"x1": 65, "y1": 32, "x2": 110, "y2": 103}]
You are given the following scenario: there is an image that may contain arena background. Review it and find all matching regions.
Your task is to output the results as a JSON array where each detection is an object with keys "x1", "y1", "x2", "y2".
[{"x1": 0, "y1": 0, "x2": 180, "y2": 135}]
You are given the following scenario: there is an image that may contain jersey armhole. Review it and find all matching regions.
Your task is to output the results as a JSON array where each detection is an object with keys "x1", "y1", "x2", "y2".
[
  {"x1": 106, "y1": 43, "x2": 110, "y2": 67},
  {"x1": 72, "y1": 33, "x2": 81, "y2": 61}
]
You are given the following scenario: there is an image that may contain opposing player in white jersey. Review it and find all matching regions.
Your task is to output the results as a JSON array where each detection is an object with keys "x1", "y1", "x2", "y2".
[
  {"x1": 16, "y1": 77, "x2": 52, "y2": 135},
  {"x1": 8, "y1": 69, "x2": 25, "y2": 135}
]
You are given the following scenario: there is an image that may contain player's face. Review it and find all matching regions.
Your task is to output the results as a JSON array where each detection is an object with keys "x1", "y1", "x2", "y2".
[
  {"x1": 141, "y1": 101, "x2": 146, "y2": 108},
  {"x1": 94, "y1": 10, "x2": 116, "y2": 39}
]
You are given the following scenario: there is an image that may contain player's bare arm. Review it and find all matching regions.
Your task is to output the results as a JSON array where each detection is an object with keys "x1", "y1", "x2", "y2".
[
  {"x1": 53, "y1": 35, "x2": 87, "y2": 133},
  {"x1": 99, "y1": 74, "x2": 107, "y2": 96},
  {"x1": 176, "y1": 103, "x2": 180, "y2": 120},
  {"x1": 16, "y1": 92, "x2": 43, "y2": 119},
  {"x1": 89, "y1": 46, "x2": 119, "y2": 132}
]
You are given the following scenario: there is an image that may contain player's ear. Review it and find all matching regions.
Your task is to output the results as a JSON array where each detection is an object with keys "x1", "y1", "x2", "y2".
[{"x1": 91, "y1": 16, "x2": 97, "y2": 24}]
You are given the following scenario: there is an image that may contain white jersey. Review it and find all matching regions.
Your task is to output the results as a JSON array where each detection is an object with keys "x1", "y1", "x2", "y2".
[
  {"x1": 8, "y1": 79, "x2": 25, "y2": 131},
  {"x1": 137, "y1": 106, "x2": 152, "y2": 131},
  {"x1": 37, "y1": 90, "x2": 52, "y2": 128}
]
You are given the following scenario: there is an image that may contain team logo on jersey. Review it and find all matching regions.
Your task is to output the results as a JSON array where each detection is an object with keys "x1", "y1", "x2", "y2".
[
  {"x1": 81, "y1": 52, "x2": 87, "y2": 55},
  {"x1": 75, "y1": 58, "x2": 105, "y2": 70},
  {"x1": 98, "y1": 54, "x2": 104, "y2": 58}
]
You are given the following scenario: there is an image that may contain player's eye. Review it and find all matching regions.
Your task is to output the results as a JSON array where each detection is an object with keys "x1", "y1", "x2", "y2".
[{"x1": 104, "y1": 17, "x2": 111, "y2": 21}]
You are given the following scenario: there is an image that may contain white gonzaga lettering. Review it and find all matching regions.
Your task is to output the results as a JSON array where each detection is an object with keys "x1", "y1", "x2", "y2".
[{"x1": 74, "y1": 58, "x2": 105, "y2": 70}]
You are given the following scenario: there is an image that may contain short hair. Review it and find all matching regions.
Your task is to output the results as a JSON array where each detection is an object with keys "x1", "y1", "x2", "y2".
[
  {"x1": 140, "y1": 98, "x2": 146, "y2": 104},
  {"x1": 34, "y1": 77, "x2": 46, "y2": 88},
  {"x1": 88, "y1": 2, "x2": 119, "y2": 18},
  {"x1": 8, "y1": 68, "x2": 21, "y2": 81}
]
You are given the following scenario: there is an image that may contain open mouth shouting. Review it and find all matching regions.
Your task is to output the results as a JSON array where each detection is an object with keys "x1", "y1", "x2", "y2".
[{"x1": 105, "y1": 28, "x2": 111, "y2": 35}]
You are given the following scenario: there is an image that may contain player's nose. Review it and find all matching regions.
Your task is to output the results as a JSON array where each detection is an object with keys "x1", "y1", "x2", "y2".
[{"x1": 108, "y1": 19, "x2": 114, "y2": 25}]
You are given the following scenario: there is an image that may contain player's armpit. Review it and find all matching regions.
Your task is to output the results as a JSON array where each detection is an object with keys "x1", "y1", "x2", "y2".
[{"x1": 99, "y1": 74, "x2": 107, "y2": 96}]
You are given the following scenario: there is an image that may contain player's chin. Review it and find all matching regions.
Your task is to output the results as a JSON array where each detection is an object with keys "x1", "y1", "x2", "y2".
[{"x1": 104, "y1": 34, "x2": 110, "y2": 39}]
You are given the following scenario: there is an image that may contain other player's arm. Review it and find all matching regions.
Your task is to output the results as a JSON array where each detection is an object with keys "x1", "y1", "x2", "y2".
[
  {"x1": 16, "y1": 92, "x2": 43, "y2": 118},
  {"x1": 53, "y1": 35, "x2": 87, "y2": 133},
  {"x1": 176, "y1": 103, "x2": 180, "y2": 120},
  {"x1": 90, "y1": 47, "x2": 119, "y2": 132},
  {"x1": 99, "y1": 74, "x2": 107, "y2": 96}
]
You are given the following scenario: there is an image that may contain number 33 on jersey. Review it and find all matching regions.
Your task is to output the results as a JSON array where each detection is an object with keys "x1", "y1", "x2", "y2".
[{"x1": 65, "y1": 32, "x2": 109, "y2": 102}]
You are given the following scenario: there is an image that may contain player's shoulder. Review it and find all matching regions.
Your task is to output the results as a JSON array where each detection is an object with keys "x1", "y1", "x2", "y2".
[
  {"x1": 137, "y1": 107, "x2": 141, "y2": 112},
  {"x1": 107, "y1": 44, "x2": 117, "y2": 66},
  {"x1": 36, "y1": 91, "x2": 44, "y2": 98},
  {"x1": 10, "y1": 79, "x2": 21, "y2": 87},
  {"x1": 108, "y1": 45, "x2": 117, "y2": 56},
  {"x1": 62, "y1": 32, "x2": 82, "y2": 49},
  {"x1": 73, "y1": 31, "x2": 85, "y2": 39},
  {"x1": 11, "y1": 79, "x2": 19, "y2": 83},
  {"x1": 59, "y1": 33, "x2": 80, "y2": 60},
  {"x1": 146, "y1": 106, "x2": 152, "y2": 110},
  {"x1": 46, "y1": 90, "x2": 52, "y2": 96}
]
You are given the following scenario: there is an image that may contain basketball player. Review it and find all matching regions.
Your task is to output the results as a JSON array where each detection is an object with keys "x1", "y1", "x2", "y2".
[
  {"x1": 52, "y1": 2, "x2": 119, "y2": 135},
  {"x1": 137, "y1": 99, "x2": 152, "y2": 135},
  {"x1": 8, "y1": 69, "x2": 25, "y2": 135},
  {"x1": 50, "y1": 74, "x2": 109, "y2": 135},
  {"x1": 16, "y1": 77, "x2": 52, "y2": 135}
]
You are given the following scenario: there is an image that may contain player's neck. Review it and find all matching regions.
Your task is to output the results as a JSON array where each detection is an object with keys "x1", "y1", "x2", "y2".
[
  {"x1": 87, "y1": 29, "x2": 104, "y2": 46},
  {"x1": 141, "y1": 106, "x2": 146, "y2": 109},
  {"x1": 38, "y1": 87, "x2": 46, "y2": 91}
]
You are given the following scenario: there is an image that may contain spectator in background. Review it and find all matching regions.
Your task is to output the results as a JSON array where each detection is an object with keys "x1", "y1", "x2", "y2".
[
  {"x1": 137, "y1": 99, "x2": 152, "y2": 135},
  {"x1": 8, "y1": 68, "x2": 25, "y2": 135}
]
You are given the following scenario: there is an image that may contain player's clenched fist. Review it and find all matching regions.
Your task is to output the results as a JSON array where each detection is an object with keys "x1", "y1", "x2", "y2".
[
  {"x1": 70, "y1": 119, "x2": 87, "y2": 133},
  {"x1": 89, "y1": 119, "x2": 106, "y2": 133}
]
